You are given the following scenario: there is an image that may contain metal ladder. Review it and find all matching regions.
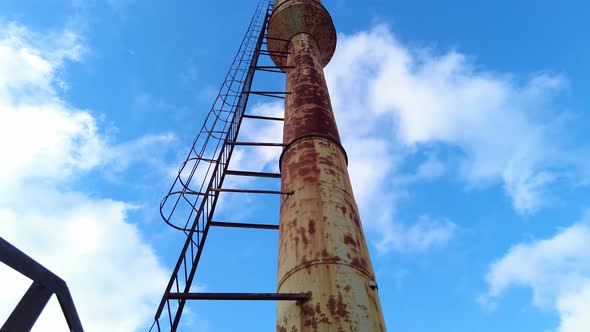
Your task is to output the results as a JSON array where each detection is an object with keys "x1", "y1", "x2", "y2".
[{"x1": 149, "y1": 1, "x2": 308, "y2": 331}]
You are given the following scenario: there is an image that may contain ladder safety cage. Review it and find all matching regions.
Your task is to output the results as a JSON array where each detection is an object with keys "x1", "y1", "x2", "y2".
[{"x1": 150, "y1": 1, "x2": 303, "y2": 331}]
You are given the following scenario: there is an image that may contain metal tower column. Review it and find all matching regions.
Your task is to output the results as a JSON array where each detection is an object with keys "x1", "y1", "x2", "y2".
[{"x1": 267, "y1": 0, "x2": 387, "y2": 331}]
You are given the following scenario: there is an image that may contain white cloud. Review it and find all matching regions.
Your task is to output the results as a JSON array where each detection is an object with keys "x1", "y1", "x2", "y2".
[
  {"x1": 324, "y1": 26, "x2": 469, "y2": 252},
  {"x1": 483, "y1": 220, "x2": 590, "y2": 332},
  {"x1": 378, "y1": 216, "x2": 456, "y2": 253},
  {"x1": 326, "y1": 25, "x2": 581, "y2": 216},
  {"x1": 0, "y1": 191, "x2": 168, "y2": 332},
  {"x1": 340, "y1": 136, "x2": 453, "y2": 254},
  {"x1": 0, "y1": 21, "x2": 171, "y2": 331},
  {"x1": 557, "y1": 284, "x2": 590, "y2": 332}
]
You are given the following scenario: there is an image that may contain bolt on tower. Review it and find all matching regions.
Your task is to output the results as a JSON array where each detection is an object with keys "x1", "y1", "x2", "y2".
[{"x1": 150, "y1": 1, "x2": 387, "y2": 331}]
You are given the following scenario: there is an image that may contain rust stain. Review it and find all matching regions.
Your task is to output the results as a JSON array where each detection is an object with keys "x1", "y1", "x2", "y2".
[
  {"x1": 352, "y1": 216, "x2": 361, "y2": 229},
  {"x1": 301, "y1": 303, "x2": 319, "y2": 329},
  {"x1": 343, "y1": 234, "x2": 356, "y2": 247},
  {"x1": 308, "y1": 220, "x2": 316, "y2": 234},
  {"x1": 339, "y1": 206, "x2": 347, "y2": 215},
  {"x1": 327, "y1": 295, "x2": 350, "y2": 318},
  {"x1": 299, "y1": 227, "x2": 309, "y2": 245},
  {"x1": 351, "y1": 257, "x2": 369, "y2": 271}
]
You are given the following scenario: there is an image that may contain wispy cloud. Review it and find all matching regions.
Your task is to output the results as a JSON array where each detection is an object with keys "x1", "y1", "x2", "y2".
[
  {"x1": 482, "y1": 216, "x2": 590, "y2": 332},
  {"x1": 326, "y1": 25, "x2": 585, "y2": 216}
]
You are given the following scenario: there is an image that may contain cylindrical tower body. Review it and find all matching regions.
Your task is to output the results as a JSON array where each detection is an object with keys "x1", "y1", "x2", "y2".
[{"x1": 268, "y1": 1, "x2": 387, "y2": 331}]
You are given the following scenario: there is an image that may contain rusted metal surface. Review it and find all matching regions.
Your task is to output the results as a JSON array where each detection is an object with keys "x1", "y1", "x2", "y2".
[
  {"x1": 282, "y1": 33, "x2": 341, "y2": 149},
  {"x1": 268, "y1": 0, "x2": 387, "y2": 330},
  {"x1": 268, "y1": 0, "x2": 336, "y2": 68},
  {"x1": 278, "y1": 137, "x2": 387, "y2": 331}
]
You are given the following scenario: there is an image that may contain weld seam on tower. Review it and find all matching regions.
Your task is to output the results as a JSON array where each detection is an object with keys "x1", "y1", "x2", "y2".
[{"x1": 278, "y1": 135, "x2": 349, "y2": 171}]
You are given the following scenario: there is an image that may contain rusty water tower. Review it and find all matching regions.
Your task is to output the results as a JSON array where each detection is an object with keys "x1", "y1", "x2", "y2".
[{"x1": 150, "y1": 1, "x2": 387, "y2": 331}]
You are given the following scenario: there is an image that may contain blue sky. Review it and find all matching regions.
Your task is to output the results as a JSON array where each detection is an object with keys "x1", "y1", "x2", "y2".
[{"x1": 0, "y1": 1, "x2": 589, "y2": 331}]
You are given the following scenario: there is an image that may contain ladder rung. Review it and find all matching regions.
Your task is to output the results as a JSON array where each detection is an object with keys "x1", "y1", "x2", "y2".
[
  {"x1": 210, "y1": 221, "x2": 279, "y2": 230},
  {"x1": 253, "y1": 67, "x2": 285, "y2": 73},
  {"x1": 252, "y1": 65, "x2": 294, "y2": 69},
  {"x1": 243, "y1": 114, "x2": 284, "y2": 121},
  {"x1": 167, "y1": 292, "x2": 311, "y2": 301},
  {"x1": 226, "y1": 141, "x2": 285, "y2": 147},
  {"x1": 210, "y1": 188, "x2": 293, "y2": 195},
  {"x1": 245, "y1": 90, "x2": 291, "y2": 99},
  {"x1": 245, "y1": 91, "x2": 291, "y2": 95},
  {"x1": 226, "y1": 170, "x2": 281, "y2": 178}
]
